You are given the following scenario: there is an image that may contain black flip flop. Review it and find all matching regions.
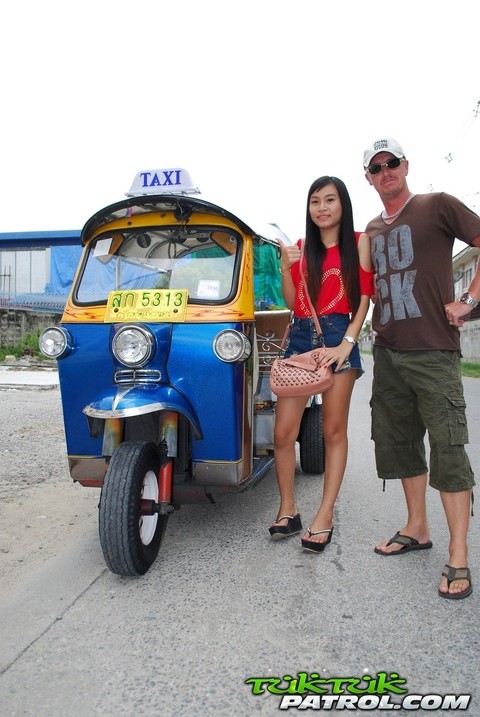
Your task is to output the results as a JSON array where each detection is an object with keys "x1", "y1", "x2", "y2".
[
  {"x1": 269, "y1": 513, "x2": 302, "y2": 540},
  {"x1": 438, "y1": 564, "x2": 472, "y2": 600},
  {"x1": 374, "y1": 531, "x2": 433, "y2": 556},
  {"x1": 301, "y1": 526, "x2": 334, "y2": 553}
]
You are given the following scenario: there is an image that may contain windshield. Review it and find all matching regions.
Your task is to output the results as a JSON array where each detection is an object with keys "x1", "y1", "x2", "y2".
[{"x1": 74, "y1": 226, "x2": 240, "y2": 305}]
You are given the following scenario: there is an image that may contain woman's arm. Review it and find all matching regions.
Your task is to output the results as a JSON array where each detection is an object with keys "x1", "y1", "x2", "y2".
[
  {"x1": 278, "y1": 239, "x2": 301, "y2": 310},
  {"x1": 344, "y1": 231, "x2": 373, "y2": 340},
  {"x1": 357, "y1": 231, "x2": 372, "y2": 272},
  {"x1": 344, "y1": 294, "x2": 371, "y2": 343},
  {"x1": 321, "y1": 232, "x2": 372, "y2": 370}
]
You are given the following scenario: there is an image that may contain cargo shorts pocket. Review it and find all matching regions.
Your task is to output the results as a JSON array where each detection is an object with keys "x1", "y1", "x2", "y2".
[{"x1": 446, "y1": 396, "x2": 469, "y2": 445}]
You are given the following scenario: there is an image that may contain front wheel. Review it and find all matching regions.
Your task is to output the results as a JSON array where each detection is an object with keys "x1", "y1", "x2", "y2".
[
  {"x1": 298, "y1": 402, "x2": 325, "y2": 475},
  {"x1": 99, "y1": 440, "x2": 168, "y2": 576}
]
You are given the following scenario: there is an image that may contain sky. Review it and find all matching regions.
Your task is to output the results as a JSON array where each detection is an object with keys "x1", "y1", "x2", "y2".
[{"x1": 1, "y1": 0, "x2": 480, "y2": 252}]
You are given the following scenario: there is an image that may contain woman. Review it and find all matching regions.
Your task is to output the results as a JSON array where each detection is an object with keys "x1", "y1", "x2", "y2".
[{"x1": 270, "y1": 176, "x2": 373, "y2": 551}]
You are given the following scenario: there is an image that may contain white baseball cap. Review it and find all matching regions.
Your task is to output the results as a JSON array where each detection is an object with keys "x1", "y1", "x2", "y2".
[{"x1": 363, "y1": 138, "x2": 405, "y2": 169}]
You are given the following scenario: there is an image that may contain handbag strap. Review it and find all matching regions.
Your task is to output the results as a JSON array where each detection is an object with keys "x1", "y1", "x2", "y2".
[
  {"x1": 278, "y1": 240, "x2": 322, "y2": 350},
  {"x1": 299, "y1": 240, "x2": 322, "y2": 335}
]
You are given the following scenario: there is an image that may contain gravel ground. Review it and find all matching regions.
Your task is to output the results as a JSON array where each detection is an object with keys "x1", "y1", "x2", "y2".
[
  {"x1": 0, "y1": 388, "x2": 67, "y2": 497},
  {"x1": 0, "y1": 386, "x2": 99, "y2": 595}
]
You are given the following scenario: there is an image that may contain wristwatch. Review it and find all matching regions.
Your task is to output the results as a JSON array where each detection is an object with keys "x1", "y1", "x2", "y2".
[
  {"x1": 460, "y1": 292, "x2": 479, "y2": 309},
  {"x1": 342, "y1": 335, "x2": 356, "y2": 345}
]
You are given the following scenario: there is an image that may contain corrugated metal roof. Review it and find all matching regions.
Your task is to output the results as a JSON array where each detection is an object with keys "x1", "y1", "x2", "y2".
[{"x1": 0, "y1": 230, "x2": 81, "y2": 249}]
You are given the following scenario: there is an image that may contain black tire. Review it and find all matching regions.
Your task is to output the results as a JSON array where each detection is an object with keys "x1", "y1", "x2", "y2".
[
  {"x1": 99, "y1": 440, "x2": 168, "y2": 576},
  {"x1": 298, "y1": 402, "x2": 325, "y2": 475}
]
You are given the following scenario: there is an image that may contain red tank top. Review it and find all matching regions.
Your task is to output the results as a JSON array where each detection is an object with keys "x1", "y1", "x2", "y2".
[{"x1": 291, "y1": 234, "x2": 374, "y2": 317}]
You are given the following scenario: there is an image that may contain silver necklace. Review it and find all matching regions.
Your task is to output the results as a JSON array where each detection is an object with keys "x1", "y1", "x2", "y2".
[{"x1": 382, "y1": 193, "x2": 415, "y2": 221}]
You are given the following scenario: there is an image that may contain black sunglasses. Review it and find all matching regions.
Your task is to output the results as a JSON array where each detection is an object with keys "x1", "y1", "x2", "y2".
[{"x1": 367, "y1": 157, "x2": 405, "y2": 175}]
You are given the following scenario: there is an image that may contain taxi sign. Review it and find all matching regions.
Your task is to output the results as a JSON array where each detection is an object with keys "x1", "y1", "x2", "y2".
[
  {"x1": 126, "y1": 168, "x2": 201, "y2": 197},
  {"x1": 104, "y1": 289, "x2": 188, "y2": 323}
]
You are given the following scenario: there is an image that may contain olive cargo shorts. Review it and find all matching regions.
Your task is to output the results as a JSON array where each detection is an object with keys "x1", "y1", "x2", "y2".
[{"x1": 371, "y1": 346, "x2": 475, "y2": 492}]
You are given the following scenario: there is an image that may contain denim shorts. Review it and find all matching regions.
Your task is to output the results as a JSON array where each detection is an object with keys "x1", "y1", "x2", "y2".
[
  {"x1": 284, "y1": 312, "x2": 364, "y2": 378},
  {"x1": 371, "y1": 346, "x2": 475, "y2": 492}
]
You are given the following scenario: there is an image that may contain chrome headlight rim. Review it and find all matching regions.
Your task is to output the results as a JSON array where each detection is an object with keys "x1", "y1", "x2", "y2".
[
  {"x1": 39, "y1": 326, "x2": 73, "y2": 359},
  {"x1": 213, "y1": 329, "x2": 252, "y2": 363},
  {"x1": 112, "y1": 324, "x2": 155, "y2": 368}
]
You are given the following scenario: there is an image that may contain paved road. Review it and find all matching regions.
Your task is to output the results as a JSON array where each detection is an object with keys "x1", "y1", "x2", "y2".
[
  {"x1": 1, "y1": 354, "x2": 479, "y2": 716},
  {"x1": 0, "y1": 365, "x2": 59, "y2": 387}
]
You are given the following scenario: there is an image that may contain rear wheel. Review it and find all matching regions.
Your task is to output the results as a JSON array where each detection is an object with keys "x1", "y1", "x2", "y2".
[
  {"x1": 99, "y1": 440, "x2": 168, "y2": 576},
  {"x1": 298, "y1": 402, "x2": 325, "y2": 475}
]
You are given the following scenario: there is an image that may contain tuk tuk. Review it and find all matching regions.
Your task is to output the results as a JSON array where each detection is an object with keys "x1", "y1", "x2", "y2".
[{"x1": 40, "y1": 169, "x2": 324, "y2": 576}]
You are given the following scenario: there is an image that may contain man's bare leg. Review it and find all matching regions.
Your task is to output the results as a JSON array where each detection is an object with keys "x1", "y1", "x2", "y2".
[
  {"x1": 438, "y1": 489, "x2": 471, "y2": 597},
  {"x1": 375, "y1": 473, "x2": 430, "y2": 554}
]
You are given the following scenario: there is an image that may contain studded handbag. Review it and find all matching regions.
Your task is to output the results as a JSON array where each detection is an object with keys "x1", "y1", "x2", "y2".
[{"x1": 269, "y1": 242, "x2": 335, "y2": 398}]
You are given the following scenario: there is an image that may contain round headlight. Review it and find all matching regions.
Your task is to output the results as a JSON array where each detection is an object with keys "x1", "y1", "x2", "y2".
[
  {"x1": 213, "y1": 330, "x2": 251, "y2": 363},
  {"x1": 112, "y1": 325, "x2": 155, "y2": 367},
  {"x1": 39, "y1": 327, "x2": 72, "y2": 359}
]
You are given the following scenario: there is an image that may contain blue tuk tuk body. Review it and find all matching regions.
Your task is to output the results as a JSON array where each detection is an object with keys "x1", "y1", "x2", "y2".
[{"x1": 40, "y1": 170, "x2": 324, "y2": 575}]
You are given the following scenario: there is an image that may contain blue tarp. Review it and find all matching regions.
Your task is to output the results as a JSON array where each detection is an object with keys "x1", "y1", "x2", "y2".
[{"x1": 46, "y1": 245, "x2": 83, "y2": 293}]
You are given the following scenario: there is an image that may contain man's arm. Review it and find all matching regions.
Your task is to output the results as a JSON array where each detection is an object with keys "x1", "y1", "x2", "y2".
[{"x1": 445, "y1": 235, "x2": 480, "y2": 326}]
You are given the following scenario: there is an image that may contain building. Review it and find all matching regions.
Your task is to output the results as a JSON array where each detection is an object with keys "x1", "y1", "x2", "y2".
[
  {"x1": 1, "y1": 232, "x2": 480, "y2": 362},
  {"x1": 0, "y1": 231, "x2": 81, "y2": 312},
  {"x1": 452, "y1": 244, "x2": 480, "y2": 361}
]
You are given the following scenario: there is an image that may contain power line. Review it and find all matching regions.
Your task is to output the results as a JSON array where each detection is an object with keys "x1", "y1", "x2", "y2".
[{"x1": 444, "y1": 99, "x2": 480, "y2": 164}]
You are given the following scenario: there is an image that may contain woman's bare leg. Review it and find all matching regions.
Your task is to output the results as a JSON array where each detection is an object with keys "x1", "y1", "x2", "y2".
[
  {"x1": 303, "y1": 370, "x2": 356, "y2": 544},
  {"x1": 272, "y1": 394, "x2": 309, "y2": 525}
]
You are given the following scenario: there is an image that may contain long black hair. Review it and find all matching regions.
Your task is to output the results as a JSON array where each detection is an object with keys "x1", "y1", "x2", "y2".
[{"x1": 303, "y1": 175, "x2": 361, "y2": 316}]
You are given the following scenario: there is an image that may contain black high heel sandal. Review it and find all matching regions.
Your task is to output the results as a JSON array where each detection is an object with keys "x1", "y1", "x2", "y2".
[
  {"x1": 269, "y1": 513, "x2": 302, "y2": 540},
  {"x1": 301, "y1": 526, "x2": 334, "y2": 553}
]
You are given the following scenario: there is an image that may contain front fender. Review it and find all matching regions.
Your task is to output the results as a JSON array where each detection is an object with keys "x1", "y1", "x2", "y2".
[{"x1": 83, "y1": 384, "x2": 203, "y2": 439}]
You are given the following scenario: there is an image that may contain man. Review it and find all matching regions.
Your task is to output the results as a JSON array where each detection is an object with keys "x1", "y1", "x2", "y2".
[{"x1": 363, "y1": 137, "x2": 480, "y2": 599}]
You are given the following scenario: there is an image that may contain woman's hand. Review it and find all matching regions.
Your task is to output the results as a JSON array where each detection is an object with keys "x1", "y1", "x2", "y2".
[
  {"x1": 278, "y1": 239, "x2": 301, "y2": 273},
  {"x1": 319, "y1": 341, "x2": 353, "y2": 372}
]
